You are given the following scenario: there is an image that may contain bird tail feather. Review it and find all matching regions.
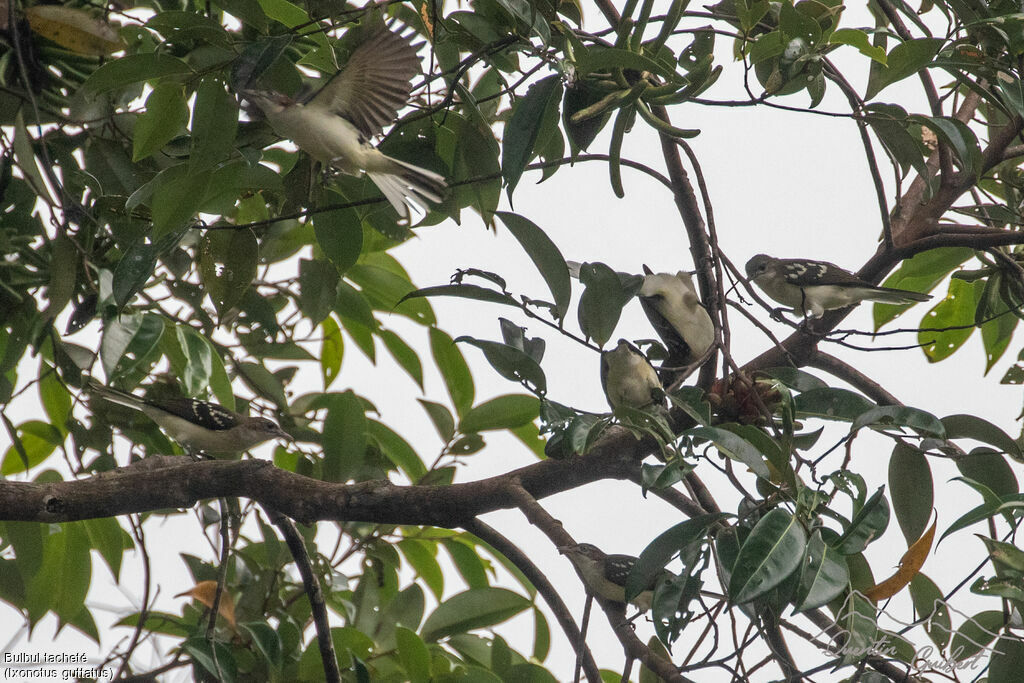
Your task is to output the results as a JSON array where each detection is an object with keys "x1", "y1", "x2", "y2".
[
  {"x1": 87, "y1": 379, "x2": 145, "y2": 411},
  {"x1": 367, "y1": 158, "x2": 447, "y2": 223},
  {"x1": 869, "y1": 288, "x2": 931, "y2": 304}
]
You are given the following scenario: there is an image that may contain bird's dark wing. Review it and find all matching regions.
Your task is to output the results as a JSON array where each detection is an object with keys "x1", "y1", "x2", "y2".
[
  {"x1": 779, "y1": 259, "x2": 869, "y2": 287},
  {"x1": 307, "y1": 29, "x2": 421, "y2": 139},
  {"x1": 639, "y1": 296, "x2": 694, "y2": 365},
  {"x1": 148, "y1": 398, "x2": 241, "y2": 431}
]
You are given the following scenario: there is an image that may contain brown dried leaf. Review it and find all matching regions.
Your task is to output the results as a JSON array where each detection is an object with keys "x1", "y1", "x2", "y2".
[
  {"x1": 176, "y1": 580, "x2": 237, "y2": 627},
  {"x1": 25, "y1": 6, "x2": 122, "y2": 56},
  {"x1": 864, "y1": 517, "x2": 936, "y2": 602}
]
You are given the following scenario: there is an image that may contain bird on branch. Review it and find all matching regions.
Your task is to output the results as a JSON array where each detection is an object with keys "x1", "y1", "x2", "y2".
[
  {"x1": 600, "y1": 339, "x2": 665, "y2": 412},
  {"x1": 638, "y1": 266, "x2": 715, "y2": 375},
  {"x1": 745, "y1": 254, "x2": 931, "y2": 319},
  {"x1": 89, "y1": 382, "x2": 289, "y2": 457}
]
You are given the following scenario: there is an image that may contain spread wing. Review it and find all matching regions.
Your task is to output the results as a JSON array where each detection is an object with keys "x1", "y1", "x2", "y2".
[{"x1": 307, "y1": 29, "x2": 422, "y2": 139}]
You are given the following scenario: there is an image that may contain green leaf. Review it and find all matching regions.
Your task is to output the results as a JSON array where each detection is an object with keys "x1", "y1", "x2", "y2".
[
  {"x1": 455, "y1": 338, "x2": 547, "y2": 394},
  {"x1": 401, "y1": 284, "x2": 518, "y2": 307},
  {"x1": 625, "y1": 513, "x2": 729, "y2": 603},
  {"x1": 314, "y1": 208, "x2": 363, "y2": 275},
  {"x1": 430, "y1": 328, "x2": 474, "y2": 416},
  {"x1": 909, "y1": 574, "x2": 951, "y2": 649},
  {"x1": 149, "y1": 165, "x2": 212, "y2": 237},
  {"x1": 909, "y1": 115, "x2": 982, "y2": 179},
  {"x1": 851, "y1": 405, "x2": 945, "y2": 438},
  {"x1": 190, "y1": 78, "x2": 238, "y2": 173},
  {"x1": 829, "y1": 28, "x2": 887, "y2": 63},
  {"x1": 240, "y1": 622, "x2": 283, "y2": 671},
  {"x1": 101, "y1": 313, "x2": 164, "y2": 381},
  {"x1": 348, "y1": 265, "x2": 436, "y2": 326},
  {"x1": 320, "y1": 316, "x2": 343, "y2": 389},
  {"x1": 578, "y1": 262, "x2": 642, "y2": 347},
  {"x1": 395, "y1": 627, "x2": 431, "y2": 683},
  {"x1": 397, "y1": 539, "x2": 443, "y2": 599},
  {"x1": 496, "y1": 212, "x2": 571, "y2": 320},
  {"x1": 794, "y1": 387, "x2": 875, "y2": 421},
  {"x1": 418, "y1": 399, "x2": 455, "y2": 442},
  {"x1": 686, "y1": 426, "x2": 770, "y2": 478},
  {"x1": 943, "y1": 414, "x2": 1023, "y2": 460},
  {"x1": 172, "y1": 325, "x2": 214, "y2": 399},
  {"x1": 990, "y1": 634, "x2": 1024, "y2": 679},
  {"x1": 442, "y1": 539, "x2": 489, "y2": 589},
  {"x1": 956, "y1": 450, "x2": 1018, "y2": 497},
  {"x1": 38, "y1": 364, "x2": 71, "y2": 432},
  {"x1": 199, "y1": 230, "x2": 259, "y2": 316},
  {"x1": 758, "y1": 367, "x2": 828, "y2": 392},
  {"x1": 728, "y1": 509, "x2": 807, "y2": 604},
  {"x1": 948, "y1": 611, "x2": 1003, "y2": 661},
  {"x1": 83, "y1": 517, "x2": 129, "y2": 581},
  {"x1": 82, "y1": 53, "x2": 192, "y2": 93},
  {"x1": 133, "y1": 82, "x2": 188, "y2": 162},
  {"x1": 874, "y1": 247, "x2": 972, "y2": 329},
  {"x1": 459, "y1": 394, "x2": 539, "y2": 433},
  {"x1": 865, "y1": 38, "x2": 943, "y2": 99},
  {"x1": 579, "y1": 46, "x2": 679, "y2": 81},
  {"x1": 888, "y1": 443, "x2": 934, "y2": 545},
  {"x1": 939, "y1": 493, "x2": 1024, "y2": 543},
  {"x1": 502, "y1": 76, "x2": 563, "y2": 199},
  {"x1": 919, "y1": 278, "x2": 980, "y2": 362},
  {"x1": 1, "y1": 421, "x2": 62, "y2": 474},
  {"x1": 864, "y1": 103, "x2": 929, "y2": 184},
  {"x1": 420, "y1": 588, "x2": 531, "y2": 642},
  {"x1": 298, "y1": 258, "x2": 339, "y2": 325},
  {"x1": 794, "y1": 530, "x2": 849, "y2": 612},
  {"x1": 366, "y1": 419, "x2": 427, "y2": 482},
  {"x1": 836, "y1": 487, "x2": 890, "y2": 554},
  {"x1": 380, "y1": 330, "x2": 423, "y2": 389},
  {"x1": 322, "y1": 391, "x2": 367, "y2": 482}
]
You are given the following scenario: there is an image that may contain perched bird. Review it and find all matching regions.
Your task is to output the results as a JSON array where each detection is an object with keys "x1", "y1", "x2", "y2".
[
  {"x1": 600, "y1": 339, "x2": 665, "y2": 411},
  {"x1": 242, "y1": 28, "x2": 446, "y2": 224},
  {"x1": 638, "y1": 266, "x2": 714, "y2": 369},
  {"x1": 745, "y1": 254, "x2": 931, "y2": 318},
  {"x1": 559, "y1": 543, "x2": 672, "y2": 612},
  {"x1": 90, "y1": 383, "x2": 289, "y2": 456}
]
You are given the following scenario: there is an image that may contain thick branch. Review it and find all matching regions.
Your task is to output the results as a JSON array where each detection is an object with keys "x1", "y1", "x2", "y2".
[{"x1": 0, "y1": 431, "x2": 646, "y2": 525}]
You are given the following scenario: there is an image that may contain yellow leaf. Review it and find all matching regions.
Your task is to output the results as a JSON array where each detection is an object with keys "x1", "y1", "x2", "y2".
[
  {"x1": 25, "y1": 6, "x2": 122, "y2": 56},
  {"x1": 864, "y1": 517, "x2": 937, "y2": 602},
  {"x1": 176, "y1": 580, "x2": 236, "y2": 627}
]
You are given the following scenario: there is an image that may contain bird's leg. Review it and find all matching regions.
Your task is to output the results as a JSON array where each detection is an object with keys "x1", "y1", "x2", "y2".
[{"x1": 769, "y1": 306, "x2": 791, "y2": 323}]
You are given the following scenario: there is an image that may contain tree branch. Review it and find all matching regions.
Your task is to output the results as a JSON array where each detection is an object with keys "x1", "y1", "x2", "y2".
[{"x1": 462, "y1": 518, "x2": 602, "y2": 683}]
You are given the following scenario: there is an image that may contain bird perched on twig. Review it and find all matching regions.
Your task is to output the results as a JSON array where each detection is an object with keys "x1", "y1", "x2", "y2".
[
  {"x1": 745, "y1": 254, "x2": 931, "y2": 318},
  {"x1": 559, "y1": 542, "x2": 672, "y2": 612},
  {"x1": 90, "y1": 382, "x2": 289, "y2": 457},
  {"x1": 600, "y1": 339, "x2": 665, "y2": 412},
  {"x1": 638, "y1": 266, "x2": 714, "y2": 372},
  {"x1": 242, "y1": 28, "x2": 446, "y2": 224}
]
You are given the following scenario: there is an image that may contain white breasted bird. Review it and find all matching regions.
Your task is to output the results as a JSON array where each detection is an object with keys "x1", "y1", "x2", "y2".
[
  {"x1": 242, "y1": 28, "x2": 446, "y2": 224},
  {"x1": 90, "y1": 383, "x2": 289, "y2": 456},
  {"x1": 745, "y1": 254, "x2": 931, "y2": 318},
  {"x1": 638, "y1": 266, "x2": 714, "y2": 368},
  {"x1": 600, "y1": 339, "x2": 665, "y2": 411},
  {"x1": 559, "y1": 543, "x2": 671, "y2": 612}
]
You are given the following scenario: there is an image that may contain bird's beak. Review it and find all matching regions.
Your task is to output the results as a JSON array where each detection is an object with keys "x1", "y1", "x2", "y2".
[
  {"x1": 274, "y1": 425, "x2": 293, "y2": 442},
  {"x1": 556, "y1": 544, "x2": 572, "y2": 555}
]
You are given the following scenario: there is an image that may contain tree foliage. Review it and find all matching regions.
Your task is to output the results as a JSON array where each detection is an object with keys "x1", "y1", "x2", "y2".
[{"x1": 4, "y1": 0, "x2": 1024, "y2": 680}]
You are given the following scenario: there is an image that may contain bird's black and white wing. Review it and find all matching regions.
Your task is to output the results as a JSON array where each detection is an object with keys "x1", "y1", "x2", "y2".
[
  {"x1": 147, "y1": 397, "x2": 242, "y2": 431},
  {"x1": 307, "y1": 29, "x2": 422, "y2": 139}
]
